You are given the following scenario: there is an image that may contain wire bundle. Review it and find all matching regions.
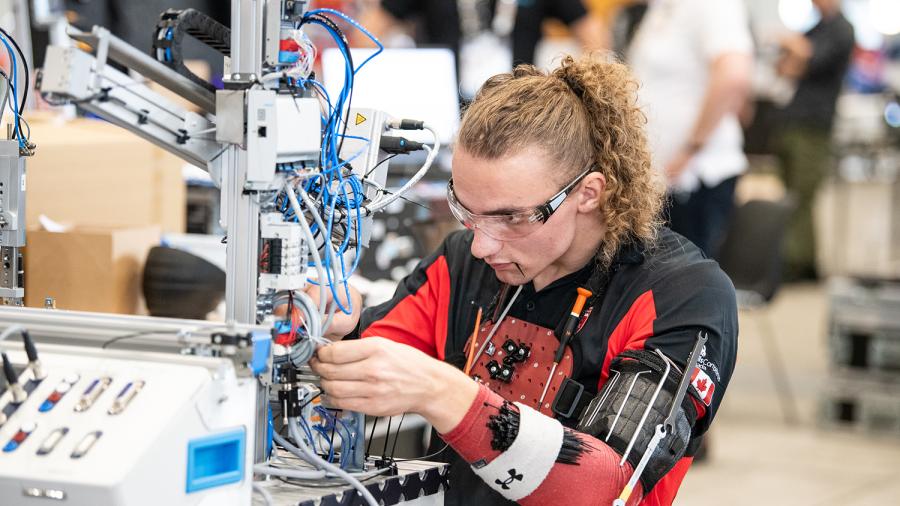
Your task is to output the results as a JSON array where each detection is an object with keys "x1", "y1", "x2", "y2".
[
  {"x1": 256, "y1": 10, "x2": 442, "y2": 504},
  {"x1": 267, "y1": 8, "x2": 386, "y2": 330},
  {"x1": 311, "y1": 406, "x2": 356, "y2": 468},
  {"x1": 0, "y1": 27, "x2": 31, "y2": 152},
  {"x1": 487, "y1": 400, "x2": 521, "y2": 452}
]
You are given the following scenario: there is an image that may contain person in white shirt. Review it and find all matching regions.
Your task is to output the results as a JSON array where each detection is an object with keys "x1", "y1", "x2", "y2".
[{"x1": 627, "y1": 0, "x2": 753, "y2": 257}]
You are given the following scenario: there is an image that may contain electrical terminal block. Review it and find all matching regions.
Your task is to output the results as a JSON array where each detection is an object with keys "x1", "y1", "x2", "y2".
[{"x1": 259, "y1": 213, "x2": 308, "y2": 292}]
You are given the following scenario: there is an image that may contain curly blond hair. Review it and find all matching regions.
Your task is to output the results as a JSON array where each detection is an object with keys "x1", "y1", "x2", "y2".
[{"x1": 457, "y1": 53, "x2": 665, "y2": 268}]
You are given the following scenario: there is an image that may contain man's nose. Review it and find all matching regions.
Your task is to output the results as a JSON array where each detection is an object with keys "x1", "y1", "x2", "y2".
[{"x1": 470, "y1": 227, "x2": 503, "y2": 259}]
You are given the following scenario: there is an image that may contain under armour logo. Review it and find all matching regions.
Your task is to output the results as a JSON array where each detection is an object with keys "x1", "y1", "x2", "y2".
[{"x1": 495, "y1": 468, "x2": 523, "y2": 490}]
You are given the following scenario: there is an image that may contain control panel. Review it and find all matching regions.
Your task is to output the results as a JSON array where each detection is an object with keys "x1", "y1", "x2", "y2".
[{"x1": 0, "y1": 342, "x2": 257, "y2": 505}]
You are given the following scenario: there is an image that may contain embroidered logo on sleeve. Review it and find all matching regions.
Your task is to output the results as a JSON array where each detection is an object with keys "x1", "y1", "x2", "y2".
[
  {"x1": 691, "y1": 367, "x2": 715, "y2": 406},
  {"x1": 496, "y1": 469, "x2": 524, "y2": 490}
]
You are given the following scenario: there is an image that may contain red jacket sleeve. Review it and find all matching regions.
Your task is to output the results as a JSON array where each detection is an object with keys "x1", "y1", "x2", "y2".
[{"x1": 357, "y1": 251, "x2": 452, "y2": 360}]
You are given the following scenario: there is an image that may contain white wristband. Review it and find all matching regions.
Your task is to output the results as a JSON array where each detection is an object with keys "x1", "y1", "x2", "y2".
[{"x1": 471, "y1": 402, "x2": 564, "y2": 501}]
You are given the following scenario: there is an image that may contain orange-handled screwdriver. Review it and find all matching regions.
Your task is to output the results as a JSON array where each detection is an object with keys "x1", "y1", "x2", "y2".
[
  {"x1": 463, "y1": 307, "x2": 483, "y2": 376},
  {"x1": 538, "y1": 287, "x2": 593, "y2": 408}
]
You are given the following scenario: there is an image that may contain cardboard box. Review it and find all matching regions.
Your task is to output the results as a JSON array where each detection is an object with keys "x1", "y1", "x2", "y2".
[
  {"x1": 24, "y1": 226, "x2": 161, "y2": 314},
  {"x1": 23, "y1": 116, "x2": 186, "y2": 233}
]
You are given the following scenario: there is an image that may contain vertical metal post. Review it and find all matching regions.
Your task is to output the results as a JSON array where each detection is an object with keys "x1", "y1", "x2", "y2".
[
  {"x1": 227, "y1": 0, "x2": 268, "y2": 463},
  {"x1": 224, "y1": 0, "x2": 264, "y2": 325}
]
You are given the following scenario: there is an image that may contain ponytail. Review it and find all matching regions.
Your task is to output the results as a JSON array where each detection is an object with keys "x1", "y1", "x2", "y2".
[{"x1": 458, "y1": 52, "x2": 665, "y2": 267}]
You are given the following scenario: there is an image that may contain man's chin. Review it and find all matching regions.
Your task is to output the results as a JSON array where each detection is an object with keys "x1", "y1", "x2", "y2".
[{"x1": 493, "y1": 268, "x2": 529, "y2": 285}]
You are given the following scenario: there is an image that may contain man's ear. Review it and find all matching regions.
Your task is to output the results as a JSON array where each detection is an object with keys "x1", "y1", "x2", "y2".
[{"x1": 577, "y1": 172, "x2": 606, "y2": 213}]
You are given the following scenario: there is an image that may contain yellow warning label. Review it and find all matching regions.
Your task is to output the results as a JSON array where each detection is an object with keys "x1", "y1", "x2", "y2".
[{"x1": 355, "y1": 113, "x2": 367, "y2": 125}]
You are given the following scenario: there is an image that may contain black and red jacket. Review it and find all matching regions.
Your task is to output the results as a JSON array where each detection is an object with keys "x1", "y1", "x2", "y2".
[{"x1": 352, "y1": 227, "x2": 738, "y2": 505}]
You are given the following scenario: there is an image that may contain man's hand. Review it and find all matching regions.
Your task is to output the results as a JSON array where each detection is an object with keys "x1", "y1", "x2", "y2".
[
  {"x1": 306, "y1": 284, "x2": 363, "y2": 340},
  {"x1": 310, "y1": 337, "x2": 479, "y2": 433},
  {"x1": 274, "y1": 284, "x2": 363, "y2": 340}
]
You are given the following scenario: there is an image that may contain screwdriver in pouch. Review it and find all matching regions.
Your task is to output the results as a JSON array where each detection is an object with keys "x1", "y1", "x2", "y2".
[{"x1": 538, "y1": 287, "x2": 593, "y2": 407}]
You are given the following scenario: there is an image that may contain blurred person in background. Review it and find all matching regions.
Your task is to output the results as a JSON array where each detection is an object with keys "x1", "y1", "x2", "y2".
[
  {"x1": 774, "y1": 0, "x2": 854, "y2": 281},
  {"x1": 358, "y1": 0, "x2": 608, "y2": 97},
  {"x1": 627, "y1": 0, "x2": 754, "y2": 259}
]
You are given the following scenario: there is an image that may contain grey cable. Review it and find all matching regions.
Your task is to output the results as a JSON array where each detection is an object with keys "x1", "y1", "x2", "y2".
[
  {"x1": 471, "y1": 285, "x2": 523, "y2": 360},
  {"x1": 284, "y1": 418, "x2": 378, "y2": 506},
  {"x1": 295, "y1": 185, "x2": 342, "y2": 334},
  {"x1": 254, "y1": 463, "x2": 327, "y2": 480},
  {"x1": 273, "y1": 289, "x2": 325, "y2": 344},
  {"x1": 0, "y1": 70, "x2": 10, "y2": 120},
  {"x1": 284, "y1": 182, "x2": 328, "y2": 325},
  {"x1": 365, "y1": 124, "x2": 440, "y2": 212},
  {"x1": 251, "y1": 482, "x2": 275, "y2": 506},
  {"x1": 0, "y1": 325, "x2": 25, "y2": 343}
]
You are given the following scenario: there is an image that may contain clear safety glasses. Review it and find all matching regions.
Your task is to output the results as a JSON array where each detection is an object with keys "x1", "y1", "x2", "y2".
[{"x1": 446, "y1": 167, "x2": 593, "y2": 240}]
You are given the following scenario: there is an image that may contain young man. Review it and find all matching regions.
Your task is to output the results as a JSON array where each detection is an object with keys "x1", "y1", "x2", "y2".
[{"x1": 311, "y1": 54, "x2": 738, "y2": 505}]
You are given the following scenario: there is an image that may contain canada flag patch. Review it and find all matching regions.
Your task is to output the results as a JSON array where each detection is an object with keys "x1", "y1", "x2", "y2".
[{"x1": 691, "y1": 367, "x2": 715, "y2": 406}]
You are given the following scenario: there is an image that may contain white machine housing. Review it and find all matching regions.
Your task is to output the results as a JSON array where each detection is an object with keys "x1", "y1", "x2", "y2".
[{"x1": 0, "y1": 342, "x2": 258, "y2": 506}]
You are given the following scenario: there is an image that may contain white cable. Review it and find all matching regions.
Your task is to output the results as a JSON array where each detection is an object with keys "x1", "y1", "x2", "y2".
[
  {"x1": 289, "y1": 419, "x2": 377, "y2": 505},
  {"x1": 268, "y1": 434, "x2": 392, "y2": 480},
  {"x1": 295, "y1": 185, "x2": 343, "y2": 334},
  {"x1": 275, "y1": 290, "x2": 322, "y2": 342},
  {"x1": 259, "y1": 72, "x2": 285, "y2": 85},
  {"x1": 0, "y1": 325, "x2": 25, "y2": 343},
  {"x1": 0, "y1": 70, "x2": 10, "y2": 120},
  {"x1": 254, "y1": 463, "x2": 327, "y2": 480},
  {"x1": 279, "y1": 422, "x2": 378, "y2": 506},
  {"x1": 471, "y1": 285, "x2": 523, "y2": 360},
  {"x1": 251, "y1": 482, "x2": 275, "y2": 506},
  {"x1": 284, "y1": 182, "x2": 328, "y2": 325},
  {"x1": 294, "y1": 291, "x2": 324, "y2": 343},
  {"x1": 364, "y1": 124, "x2": 440, "y2": 213},
  {"x1": 272, "y1": 291, "x2": 326, "y2": 367},
  {"x1": 291, "y1": 29, "x2": 316, "y2": 78}
]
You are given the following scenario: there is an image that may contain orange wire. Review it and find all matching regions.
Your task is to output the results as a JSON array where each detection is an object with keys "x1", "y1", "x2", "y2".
[{"x1": 463, "y1": 307, "x2": 483, "y2": 376}]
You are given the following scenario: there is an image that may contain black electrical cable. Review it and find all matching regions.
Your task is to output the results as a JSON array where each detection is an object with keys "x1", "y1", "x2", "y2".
[
  {"x1": 101, "y1": 330, "x2": 167, "y2": 349},
  {"x1": 388, "y1": 413, "x2": 405, "y2": 460},
  {"x1": 390, "y1": 443, "x2": 450, "y2": 463},
  {"x1": 312, "y1": 15, "x2": 354, "y2": 154},
  {"x1": 381, "y1": 415, "x2": 393, "y2": 460},
  {"x1": 374, "y1": 187, "x2": 430, "y2": 212},
  {"x1": 0, "y1": 27, "x2": 28, "y2": 129},
  {"x1": 328, "y1": 409, "x2": 338, "y2": 461},
  {"x1": 298, "y1": 391, "x2": 321, "y2": 410},
  {"x1": 1, "y1": 352, "x2": 18, "y2": 386},
  {"x1": 301, "y1": 13, "x2": 354, "y2": 155},
  {"x1": 364, "y1": 153, "x2": 397, "y2": 179},
  {"x1": 365, "y1": 416, "x2": 379, "y2": 458}
]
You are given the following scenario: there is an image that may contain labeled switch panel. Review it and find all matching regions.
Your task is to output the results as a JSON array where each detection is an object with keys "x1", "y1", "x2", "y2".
[{"x1": 0, "y1": 341, "x2": 257, "y2": 504}]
